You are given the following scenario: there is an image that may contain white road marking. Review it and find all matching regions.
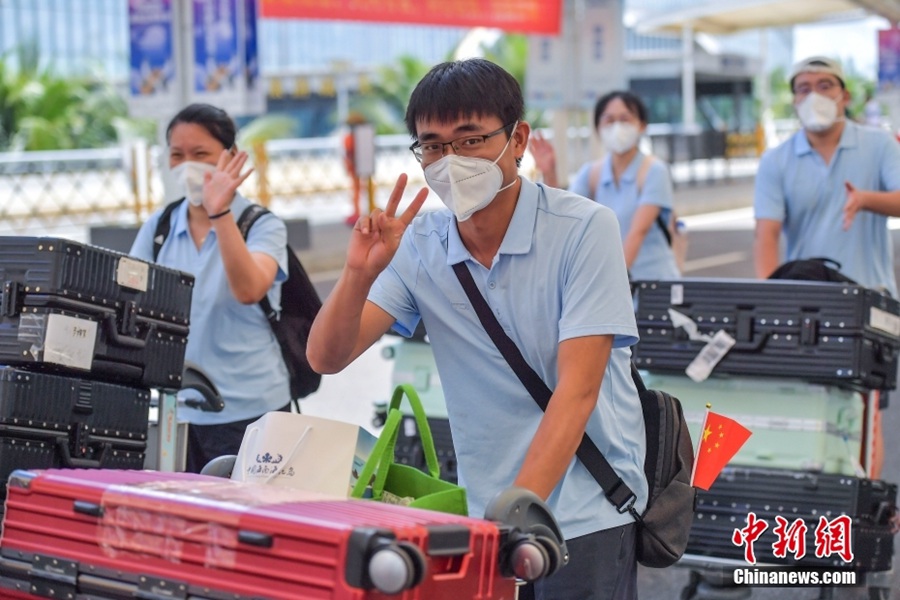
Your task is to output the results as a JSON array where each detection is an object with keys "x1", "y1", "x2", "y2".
[{"x1": 682, "y1": 251, "x2": 750, "y2": 273}]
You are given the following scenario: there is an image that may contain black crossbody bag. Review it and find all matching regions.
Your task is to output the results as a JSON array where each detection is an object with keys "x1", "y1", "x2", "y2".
[{"x1": 451, "y1": 262, "x2": 695, "y2": 568}]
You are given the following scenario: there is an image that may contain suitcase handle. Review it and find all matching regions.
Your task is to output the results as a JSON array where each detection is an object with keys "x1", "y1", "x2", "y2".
[
  {"x1": 23, "y1": 295, "x2": 179, "y2": 349},
  {"x1": 55, "y1": 437, "x2": 107, "y2": 469},
  {"x1": 731, "y1": 333, "x2": 769, "y2": 353},
  {"x1": 103, "y1": 313, "x2": 149, "y2": 349}
]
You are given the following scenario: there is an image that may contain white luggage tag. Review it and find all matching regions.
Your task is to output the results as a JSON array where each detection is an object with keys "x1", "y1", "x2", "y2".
[
  {"x1": 686, "y1": 329, "x2": 736, "y2": 382},
  {"x1": 666, "y1": 308, "x2": 735, "y2": 381}
]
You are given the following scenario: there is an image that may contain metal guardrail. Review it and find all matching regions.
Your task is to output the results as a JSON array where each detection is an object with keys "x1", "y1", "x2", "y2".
[
  {"x1": 0, "y1": 124, "x2": 790, "y2": 235},
  {"x1": 0, "y1": 147, "x2": 139, "y2": 228},
  {"x1": 0, "y1": 137, "x2": 425, "y2": 233}
]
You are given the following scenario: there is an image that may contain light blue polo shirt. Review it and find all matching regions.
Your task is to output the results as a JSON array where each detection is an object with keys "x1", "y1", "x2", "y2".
[
  {"x1": 130, "y1": 194, "x2": 290, "y2": 424},
  {"x1": 570, "y1": 152, "x2": 680, "y2": 281},
  {"x1": 755, "y1": 121, "x2": 900, "y2": 297},
  {"x1": 368, "y1": 177, "x2": 648, "y2": 539}
]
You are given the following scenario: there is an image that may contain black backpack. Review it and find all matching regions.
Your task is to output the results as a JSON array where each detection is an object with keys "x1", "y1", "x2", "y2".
[
  {"x1": 629, "y1": 365, "x2": 697, "y2": 567},
  {"x1": 153, "y1": 200, "x2": 322, "y2": 407},
  {"x1": 767, "y1": 257, "x2": 858, "y2": 284}
]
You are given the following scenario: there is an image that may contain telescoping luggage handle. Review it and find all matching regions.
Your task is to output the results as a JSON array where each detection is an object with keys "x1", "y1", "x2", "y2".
[{"x1": 351, "y1": 384, "x2": 442, "y2": 499}]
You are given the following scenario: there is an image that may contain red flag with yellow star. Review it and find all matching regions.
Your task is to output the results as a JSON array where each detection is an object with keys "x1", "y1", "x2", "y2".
[{"x1": 691, "y1": 409, "x2": 752, "y2": 491}]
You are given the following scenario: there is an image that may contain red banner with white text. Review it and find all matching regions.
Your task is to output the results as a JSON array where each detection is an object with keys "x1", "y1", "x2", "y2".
[{"x1": 260, "y1": 0, "x2": 562, "y2": 35}]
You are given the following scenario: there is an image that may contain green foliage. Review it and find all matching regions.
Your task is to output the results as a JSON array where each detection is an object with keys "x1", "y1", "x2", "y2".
[
  {"x1": 480, "y1": 34, "x2": 528, "y2": 83},
  {"x1": 767, "y1": 62, "x2": 878, "y2": 122},
  {"x1": 237, "y1": 113, "x2": 299, "y2": 147},
  {"x1": 767, "y1": 66, "x2": 795, "y2": 119},
  {"x1": 0, "y1": 47, "x2": 155, "y2": 151},
  {"x1": 479, "y1": 33, "x2": 547, "y2": 128},
  {"x1": 356, "y1": 33, "x2": 545, "y2": 134},
  {"x1": 355, "y1": 55, "x2": 435, "y2": 135}
]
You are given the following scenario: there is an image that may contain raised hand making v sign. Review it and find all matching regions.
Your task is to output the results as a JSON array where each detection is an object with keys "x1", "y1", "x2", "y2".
[
  {"x1": 307, "y1": 174, "x2": 428, "y2": 372},
  {"x1": 347, "y1": 173, "x2": 430, "y2": 276}
]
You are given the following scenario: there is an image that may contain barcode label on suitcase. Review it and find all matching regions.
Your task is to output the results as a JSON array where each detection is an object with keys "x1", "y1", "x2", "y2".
[{"x1": 686, "y1": 329, "x2": 736, "y2": 382}]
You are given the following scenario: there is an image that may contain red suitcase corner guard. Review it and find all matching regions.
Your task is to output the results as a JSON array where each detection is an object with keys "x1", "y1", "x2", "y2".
[{"x1": 0, "y1": 469, "x2": 517, "y2": 600}]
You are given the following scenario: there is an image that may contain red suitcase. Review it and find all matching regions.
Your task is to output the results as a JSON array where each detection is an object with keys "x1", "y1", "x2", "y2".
[{"x1": 0, "y1": 469, "x2": 520, "y2": 599}]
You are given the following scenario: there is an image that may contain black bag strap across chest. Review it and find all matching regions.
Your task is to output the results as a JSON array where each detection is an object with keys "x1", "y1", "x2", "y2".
[{"x1": 450, "y1": 261, "x2": 638, "y2": 515}]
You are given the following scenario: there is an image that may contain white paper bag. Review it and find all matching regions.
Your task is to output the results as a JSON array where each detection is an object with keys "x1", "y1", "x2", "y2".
[{"x1": 232, "y1": 412, "x2": 377, "y2": 497}]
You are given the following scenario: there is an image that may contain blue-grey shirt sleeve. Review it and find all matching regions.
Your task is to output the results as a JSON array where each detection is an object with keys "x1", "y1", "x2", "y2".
[
  {"x1": 879, "y1": 133, "x2": 900, "y2": 191},
  {"x1": 638, "y1": 160, "x2": 674, "y2": 213},
  {"x1": 558, "y1": 205, "x2": 639, "y2": 348},
  {"x1": 568, "y1": 162, "x2": 593, "y2": 200},
  {"x1": 246, "y1": 212, "x2": 289, "y2": 282},
  {"x1": 369, "y1": 229, "x2": 420, "y2": 337},
  {"x1": 129, "y1": 212, "x2": 162, "y2": 262},
  {"x1": 754, "y1": 149, "x2": 786, "y2": 222}
]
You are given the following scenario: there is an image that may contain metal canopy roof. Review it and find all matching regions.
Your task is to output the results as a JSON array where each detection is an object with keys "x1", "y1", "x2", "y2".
[{"x1": 637, "y1": 0, "x2": 900, "y2": 35}]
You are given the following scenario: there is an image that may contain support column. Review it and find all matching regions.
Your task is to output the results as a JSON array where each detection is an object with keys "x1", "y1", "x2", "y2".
[{"x1": 681, "y1": 22, "x2": 696, "y2": 129}]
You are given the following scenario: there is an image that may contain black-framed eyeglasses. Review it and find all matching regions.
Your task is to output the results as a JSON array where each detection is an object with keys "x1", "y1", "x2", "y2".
[
  {"x1": 409, "y1": 122, "x2": 516, "y2": 163},
  {"x1": 793, "y1": 78, "x2": 839, "y2": 97}
]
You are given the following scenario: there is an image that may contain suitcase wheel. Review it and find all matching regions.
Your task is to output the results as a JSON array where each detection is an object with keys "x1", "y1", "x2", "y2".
[
  {"x1": 201, "y1": 454, "x2": 237, "y2": 478},
  {"x1": 368, "y1": 541, "x2": 425, "y2": 595},
  {"x1": 507, "y1": 535, "x2": 564, "y2": 582}
]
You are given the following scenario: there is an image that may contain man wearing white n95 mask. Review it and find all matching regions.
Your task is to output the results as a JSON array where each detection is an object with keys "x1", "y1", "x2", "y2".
[
  {"x1": 308, "y1": 58, "x2": 646, "y2": 599},
  {"x1": 754, "y1": 56, "x2": 900, "y2": 296},
  {"x1": 753, "y1": 57, "x2": 900, "y2": 481}
]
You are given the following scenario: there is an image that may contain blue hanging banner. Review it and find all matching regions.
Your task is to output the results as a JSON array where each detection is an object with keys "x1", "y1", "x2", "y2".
[
  {"x1": 128, "y1": 0, "x2": 180, "y2": 119},
  {"x1": 879, "y1": 28, "x2": 900, "y2": 93}
]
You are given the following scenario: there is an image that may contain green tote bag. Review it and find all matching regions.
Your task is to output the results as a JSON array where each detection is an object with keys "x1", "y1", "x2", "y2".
[{"x1": 351, "y1": 384, "x2": 468, "y2": 516}]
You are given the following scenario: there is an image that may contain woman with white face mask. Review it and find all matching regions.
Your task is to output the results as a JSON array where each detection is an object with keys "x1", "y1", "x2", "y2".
[
  {"x1": 128, "y1": 104, "x2": 292, "y2": 473},
  {"x1": 530, "y1": 91, "x2": 680, "y2": 281}
]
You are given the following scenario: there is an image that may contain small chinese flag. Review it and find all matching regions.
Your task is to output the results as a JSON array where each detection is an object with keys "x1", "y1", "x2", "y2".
[{"x1": 690, "y1": 409, "x2": 752, "y2": 491}]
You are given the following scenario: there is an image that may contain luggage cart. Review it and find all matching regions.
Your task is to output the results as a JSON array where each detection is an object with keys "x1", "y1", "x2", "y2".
[
  {"x1": 145, "y1": 362, "x2": 223, "y2": 472},
  {"x1": 676, "y1": 386, "x2": 897, "y2": 600}
]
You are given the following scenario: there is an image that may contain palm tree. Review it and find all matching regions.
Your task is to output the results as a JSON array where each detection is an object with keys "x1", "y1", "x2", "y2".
[
  {"x1": 351, "y1": 55, "x2": 434, "y2": 135},
  {"x1": 0, "y1": 45, "x2": 155, "y2": 151}
]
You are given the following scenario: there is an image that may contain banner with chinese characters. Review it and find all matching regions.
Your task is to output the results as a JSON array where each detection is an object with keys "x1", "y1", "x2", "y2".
[{"x1": 260, "y1": 0, "x2": 563, "y2": 35}]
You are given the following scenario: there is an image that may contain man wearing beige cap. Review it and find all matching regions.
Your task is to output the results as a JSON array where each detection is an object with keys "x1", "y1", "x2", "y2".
[
  {"x1": 753, "y1": 56, "x2": 900, "y2": 478},
  {"x1": 754, "y1": 56, "x2": 900, "y2": 296}
]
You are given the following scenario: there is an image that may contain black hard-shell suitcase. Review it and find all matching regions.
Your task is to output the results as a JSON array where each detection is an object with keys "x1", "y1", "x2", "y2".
[
  {"x1": 632, "y1": 279, "x2": 900, "y2": 391},
  {"x1": 0, "y1": 367, "x2": 149, "y2": 502},
  {"x1": 687, "y1": 466, "x2": 897, "y2": 572},
  {"x1": 395, "y1": 415, "x2": 458, "y2": 484},
  {"x1": 0, "y1": 237, "x2": 193, "y2": 389}
]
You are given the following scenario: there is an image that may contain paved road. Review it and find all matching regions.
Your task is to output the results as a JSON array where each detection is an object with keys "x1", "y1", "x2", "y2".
[{"x1": 298, "y1": 179, "x2": 898, "y2": 600}]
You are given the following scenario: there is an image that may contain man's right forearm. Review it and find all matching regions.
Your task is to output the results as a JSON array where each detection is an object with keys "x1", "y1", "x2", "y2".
[
  {"x1": 307, "y1": 268, "x2": 378, "y2": 374},
  {"x1": 753, "y1": 221, "x2": 781, "y2": 279}
]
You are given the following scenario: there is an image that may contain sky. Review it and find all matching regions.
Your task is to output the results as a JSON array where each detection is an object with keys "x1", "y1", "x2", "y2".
[{"x1": 793, "y1": 15, "x2": 888, "y2": 80}]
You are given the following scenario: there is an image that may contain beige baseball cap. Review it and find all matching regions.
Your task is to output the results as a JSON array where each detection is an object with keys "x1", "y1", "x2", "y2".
[{"x1": 789, "y1": 56, "x2": 845, "y2": 87}]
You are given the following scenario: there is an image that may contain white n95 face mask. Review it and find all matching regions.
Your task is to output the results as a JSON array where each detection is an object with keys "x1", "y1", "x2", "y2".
[
  {"x1": 423, "y1": 126, "x2": 518, "y2": 222},
  {"x1": 796, "y1": 92, "x2": 842, "y2": 132},
  {"x1": 600, "y1": 122, "x2": 642, "y2": 155},
  {"x1": 169, "y1": 161, "x2": 217, "y2": 206}
]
